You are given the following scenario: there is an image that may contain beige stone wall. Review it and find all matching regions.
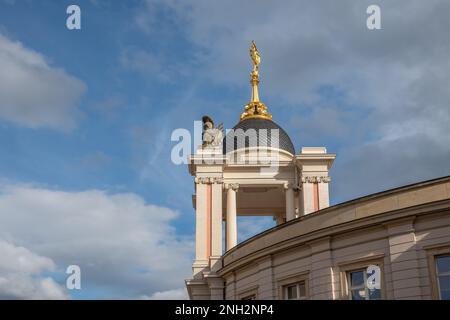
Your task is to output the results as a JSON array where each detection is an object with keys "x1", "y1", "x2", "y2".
[{"x1": 218, "y1": 177, "x2": 450, "y2": 300}]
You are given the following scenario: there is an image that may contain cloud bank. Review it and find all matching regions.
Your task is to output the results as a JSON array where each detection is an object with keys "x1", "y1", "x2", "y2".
[
  {"x1": 0, "y1": 240, "x2": 68, "y2": 299},
  {"x1": 0, "y1": 183, "x2": 193, "y2": 299}
]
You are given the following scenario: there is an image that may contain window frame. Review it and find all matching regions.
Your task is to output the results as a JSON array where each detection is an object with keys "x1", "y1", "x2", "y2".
[
  {"x1": 346, "y1": 268, "x2": 381, "y2": 300},
  {"x1": 237, "y1": 286, "x2": 258, "y2": 300},
  {"x1": 276, "y1": 271, "x2": 309, "y2": 300},
  {"x1": 425, "y1": 244, "x2": 450, "y2": 300},
  {"x1": 436, "y1": 254, "x2": 450, "y2": 300},
  {"x1": 283, "y1": 281, "x2": 307, "y2": 300},
  {"x1": 338, "y1": 256, "x2": 385, "y2": 300}
]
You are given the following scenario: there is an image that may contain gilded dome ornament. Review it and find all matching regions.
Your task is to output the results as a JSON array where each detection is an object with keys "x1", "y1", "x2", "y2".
[{"x1": 240, "y1": 41, "x2": 273, "y2": 122}]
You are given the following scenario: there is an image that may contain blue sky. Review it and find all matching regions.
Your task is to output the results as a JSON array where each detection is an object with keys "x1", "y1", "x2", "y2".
[{"x1": 1, "y1": 0, "x2": 450, "y2": 299}]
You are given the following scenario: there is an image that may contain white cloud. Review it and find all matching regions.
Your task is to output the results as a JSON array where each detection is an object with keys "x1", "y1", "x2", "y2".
[
  {"x1": 0, "y1": 33, "x2": 86, "y2": 130},
  {"x1": 0, "y1": 183, "x2": 194, "y2": 299},
  {"x1": 0, "y1": 240, "x2": 68, "y2": 299},
  {"x1": 0, "y1": 239, "x2": 54, "y2": 274}
]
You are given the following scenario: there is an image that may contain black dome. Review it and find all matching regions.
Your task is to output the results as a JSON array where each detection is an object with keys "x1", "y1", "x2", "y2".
[{"x1": 223, "y1": 118, "x2": 295, "y2": 155}]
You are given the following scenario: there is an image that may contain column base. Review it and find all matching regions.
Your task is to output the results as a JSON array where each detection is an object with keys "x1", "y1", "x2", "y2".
[
  {"x1": 186, "y1": 278, "x2": 211, "y2": 300},
  {"x1": 186, "y1": 271, "x2": 225, "y2": 300},
  {"x1": 204, "y1": 272, "x2": 225, "y2": 300},
  {"x1": 209, "y1": 255, "x2": 222, "y2": 272},
  {"x1": 192, "y1": 259, "x2": 209, "y2": 279}
]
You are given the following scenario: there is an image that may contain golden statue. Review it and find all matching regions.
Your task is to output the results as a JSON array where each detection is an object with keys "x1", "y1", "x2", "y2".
[
  {"x1": 250, "y1": 40, "x2": 261, "y2": 72},
  {"x1": 240, "y1": 41, "x2": 273, "y2": 122}
]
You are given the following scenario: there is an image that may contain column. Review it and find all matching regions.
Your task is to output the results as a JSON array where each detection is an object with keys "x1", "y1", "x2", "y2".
[
  {"x1": 226, "y1": 183, "x2": 238, "y2": 250},
  {"x1": 296, "y1": 147, "x2": 335, "y2": 215},
  {"x1": 300, "y1": 176, "x2": 330, "y2": 215},
  {"x1": 284, "y1": 183, "x2": 295, "y2": 221},
  {"x1": 295, "y1": 192, "x2": 300, "y2": 218},
  {"x1": 313, "y1": 182, "x2": 319, "y2": 211},
  {"x1": 193, "y1": 177, "x2": 209, "y2": 278},
  {"x1": 301, "y1": 177, "x2": 314, "y2": 215},
  {"x1": 318, "y1": 177, "x2": 330, "y2": 209},
  {"x1": 210, "y1": 178, "x2": 223, "y2": 271}
]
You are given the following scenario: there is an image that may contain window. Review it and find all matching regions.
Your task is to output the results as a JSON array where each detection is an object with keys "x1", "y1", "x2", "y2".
[
  {"x1": 347, "y1": 269, "x2": 381, "y2": 300},
  {"x1": 277, "y1": 273, "x2": 309, "y2": 300},
  {"x1": 237, "y1": 287, "x2": 258, "y2": 300},
  {"x1": 339, "y1": 257, "x2": 384, "y2": 300},
  {"x1": 283, "y1": 282, "x2": 306, "y2": 300},
  {"x1": 436, "y1": 255, "x2": 450, "y2": 300}
]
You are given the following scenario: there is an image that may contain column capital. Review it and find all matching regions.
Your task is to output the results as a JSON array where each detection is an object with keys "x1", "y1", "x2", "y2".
[
  {"x1": 224, "y1": 183, "x2": 239, "y2": 191},
  {"x1": 195, "y1": 177, "x2": 224, "y2": 184},
  {"x1": 211, "y1": 177, "x2": 223, "y2": 184},
  {"x1": 301, "y1": 176, "x2": 331, "y2": 183},
  {"x1": 195, "y1": 177, "x2": 208, "y2": 184}
]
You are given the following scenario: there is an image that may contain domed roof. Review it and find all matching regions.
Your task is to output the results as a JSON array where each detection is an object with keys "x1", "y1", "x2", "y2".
[
  {"x1": 223, "y1": 118, "x2": 295, "y2": 155},
  {"x1": 222, "y1": 42, "x2": 295, "y2": 156}
]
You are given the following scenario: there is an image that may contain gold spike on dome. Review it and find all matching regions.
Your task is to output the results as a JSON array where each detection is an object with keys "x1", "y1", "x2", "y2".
[{"x1": 240, "y1": 41, "x2": 273, "y2": 122}]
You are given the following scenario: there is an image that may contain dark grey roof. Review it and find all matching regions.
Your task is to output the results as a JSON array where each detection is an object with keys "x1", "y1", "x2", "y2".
[{"x1": 223, "y1": 118, "x2": 295, "y2": 155}]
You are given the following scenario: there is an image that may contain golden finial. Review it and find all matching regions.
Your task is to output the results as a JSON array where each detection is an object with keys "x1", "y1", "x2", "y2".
[
  {"x1": 240, "y1": 41, "x2": 272, "y2": 122},
  {"x1": 250, "y1": 40, "x2": 261, "y2": 74}
]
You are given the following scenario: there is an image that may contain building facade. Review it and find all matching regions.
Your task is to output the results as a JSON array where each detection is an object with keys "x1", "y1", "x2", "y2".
[
  {"x1": 218, "y1": 176, "x2": 450, "y2": 300},
  {"x1": 185, "y1": 42, "x2": 450, "y2": 300}
]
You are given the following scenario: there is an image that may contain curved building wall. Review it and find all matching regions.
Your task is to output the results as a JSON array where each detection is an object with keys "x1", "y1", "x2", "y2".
[{"x1": 218, "y1": 176, "x2": 450, "y2": 300}]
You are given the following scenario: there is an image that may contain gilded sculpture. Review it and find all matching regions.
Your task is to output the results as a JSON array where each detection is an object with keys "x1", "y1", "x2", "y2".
[{"x1": 240, "y1": 41, "x2": 273, "y2": 122}]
